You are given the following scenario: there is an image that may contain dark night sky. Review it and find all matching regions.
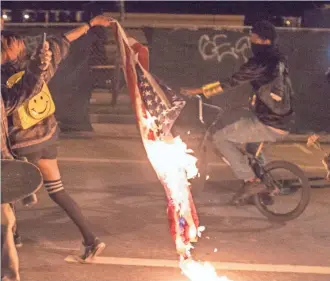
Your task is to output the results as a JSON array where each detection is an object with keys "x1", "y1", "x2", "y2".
[{"x1": 1, "y1": 1, "x2": 328, "y2": 17}]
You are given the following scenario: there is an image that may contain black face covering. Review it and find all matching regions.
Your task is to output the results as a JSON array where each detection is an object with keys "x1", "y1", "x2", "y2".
[{"x1": 251, "y1": 43, "x2": 273, "y2": 56}]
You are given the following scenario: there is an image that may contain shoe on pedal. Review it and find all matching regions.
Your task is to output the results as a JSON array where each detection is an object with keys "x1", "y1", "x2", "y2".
[{"x1": 77, "y1": 238, "x2": 106, "y2": 263}]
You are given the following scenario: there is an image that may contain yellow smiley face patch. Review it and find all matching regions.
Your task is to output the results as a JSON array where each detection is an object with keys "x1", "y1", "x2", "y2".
[
  {"x1": 7, "y1": 71, "x2": 56, "y2": 129},
  {"x1": 28, "y1": 83, "x2": 53, "y2": 120}
]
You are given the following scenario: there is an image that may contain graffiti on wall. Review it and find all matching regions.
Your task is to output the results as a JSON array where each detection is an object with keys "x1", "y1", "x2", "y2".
[{"x1": 198, "y1": 34, "x2": 251, "y2": 64}]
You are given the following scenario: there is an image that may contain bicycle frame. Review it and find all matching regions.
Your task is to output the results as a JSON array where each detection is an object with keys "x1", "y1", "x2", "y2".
[
  {"x1": 182, "y1": 92, "x2": 311, "y2": 221},
  {"x1": 193, "y1": 95, "x2": 268, "y2": 180},
  {"x1": 194, "y1": 95, "x2": 224, "y2": 149}
]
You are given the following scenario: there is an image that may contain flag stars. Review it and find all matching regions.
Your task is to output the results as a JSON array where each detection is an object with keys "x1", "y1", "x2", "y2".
[{"x1": 144, "y1": 90, "x2": 152, "y2": 96}]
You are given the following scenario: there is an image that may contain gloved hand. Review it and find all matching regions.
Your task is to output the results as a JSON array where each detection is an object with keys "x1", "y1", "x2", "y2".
[{"x1": 180, "y1": 81, "x2": 223, "y2": 98}]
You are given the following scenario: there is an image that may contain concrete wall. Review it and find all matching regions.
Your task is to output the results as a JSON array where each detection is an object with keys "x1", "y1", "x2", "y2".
[
  {"x1": 148, "y1": 27, "x2": 330, "y2": 133},
  {"x1": 5, "y1": 23, "x2": 330, "y2": 133}
]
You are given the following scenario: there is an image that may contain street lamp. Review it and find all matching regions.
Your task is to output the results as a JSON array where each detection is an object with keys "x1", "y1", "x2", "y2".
[
  {"x1": 2, "y1": 9, "x2": 12, "y2": 22},
  {"x1": 22, "y1": 9, "x2": 36, "y2": 22}
]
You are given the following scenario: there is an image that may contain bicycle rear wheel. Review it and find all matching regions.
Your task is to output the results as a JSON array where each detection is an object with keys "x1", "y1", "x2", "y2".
[{"x1": 253, "y1": 160, "x2": 311, "y2": 222}]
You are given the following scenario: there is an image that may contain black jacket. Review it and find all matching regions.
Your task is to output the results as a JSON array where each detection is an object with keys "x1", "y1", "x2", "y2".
[{"x1": 221, "y1": 46, "x2": 294, "y2": 131}]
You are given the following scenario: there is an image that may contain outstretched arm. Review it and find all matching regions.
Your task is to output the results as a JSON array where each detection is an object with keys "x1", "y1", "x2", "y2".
[
  {"x1": 64, "y1": 15, "x2": 114, "y2": 43},
  {"x1": 181, "y1": 58, "x2": 267, "y2": 98},
  {"x1": 221, "y1": 59, "x2": 267, "y2": 90},
  {"x1": 28, "y1": 15, "x2": 115, "y2": 84}
]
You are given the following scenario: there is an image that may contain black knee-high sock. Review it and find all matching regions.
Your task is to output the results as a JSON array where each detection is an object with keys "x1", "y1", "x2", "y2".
[{"x1": 44, "y1": 179, "x2": 96, "y2": 246}]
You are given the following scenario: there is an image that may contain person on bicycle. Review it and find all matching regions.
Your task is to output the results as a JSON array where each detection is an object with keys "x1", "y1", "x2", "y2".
[{"x1": 182, "y1": 20, "x2": 294, "y2": 201}]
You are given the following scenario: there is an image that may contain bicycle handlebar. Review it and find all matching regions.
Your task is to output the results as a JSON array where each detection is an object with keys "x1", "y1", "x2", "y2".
[{"x1": 180, "y1": 90, "x2": 224, "y2": 124}]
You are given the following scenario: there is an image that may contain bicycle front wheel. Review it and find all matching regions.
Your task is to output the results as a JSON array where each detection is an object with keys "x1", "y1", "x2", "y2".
[{"x1": 253, "y1": 160, "x2": 311, "y2": 222}]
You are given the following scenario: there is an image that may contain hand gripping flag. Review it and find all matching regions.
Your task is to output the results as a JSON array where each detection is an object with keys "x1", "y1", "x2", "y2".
[{"x1": 111, "y1": 21, "x2": 200, "y2": 258}]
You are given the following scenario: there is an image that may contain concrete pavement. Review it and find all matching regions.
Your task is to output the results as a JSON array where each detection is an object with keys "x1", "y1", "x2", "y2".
[
  {"x1": 10, "y1": 136, "x2": 330, "y2": 281},
  {"x1": 60, "y1": 123, "x2": 330, "y2": 144}
]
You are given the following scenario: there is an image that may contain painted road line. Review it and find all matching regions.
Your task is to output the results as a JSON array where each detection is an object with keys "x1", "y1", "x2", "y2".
[
  {"x1": 58, "y1": 157, "x2": 325, "y2": 171},
  {"x1": 57, "y1": 157, "x2": 226, "y2": 167},
  {"x1": 292, "y1": 143, "x2": 313, "y2": 155},
  {"x1": 58, "y1": 157, "x2": 148, "y2": 164},
  {"x1": 300, "y1": 165, "x2": 326, "y2": 171},
  {"x1": 64, "y1": 255, "x2": 330, "y2": 275}
]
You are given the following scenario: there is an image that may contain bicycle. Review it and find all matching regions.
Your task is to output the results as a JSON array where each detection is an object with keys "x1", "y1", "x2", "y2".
[{"x1": 184, "y1": 94, "x2": 311, "y2": 222}]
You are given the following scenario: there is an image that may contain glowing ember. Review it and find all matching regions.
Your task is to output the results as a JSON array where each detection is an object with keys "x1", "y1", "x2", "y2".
[{"x1": 180, "y1": 259, "x2": 233, "y2": 281}]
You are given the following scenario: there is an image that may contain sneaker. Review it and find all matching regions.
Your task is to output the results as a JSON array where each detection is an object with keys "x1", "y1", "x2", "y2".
[
  {"x1": 77, "y1": 238, "x2": 106, "y2": 263},
  {"x1": 14, "y1": 233, "x2": 23, "y2": 248}
]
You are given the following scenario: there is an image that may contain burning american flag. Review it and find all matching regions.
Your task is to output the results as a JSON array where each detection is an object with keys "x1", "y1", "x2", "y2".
[{"x1": 110, "y1": 20, "x2": 233, "y2": 281}]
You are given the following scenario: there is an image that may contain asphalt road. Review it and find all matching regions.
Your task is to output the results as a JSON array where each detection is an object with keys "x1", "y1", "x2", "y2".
[{"x1": 8, "y1": 136, "x2": 330, "y2": 281}]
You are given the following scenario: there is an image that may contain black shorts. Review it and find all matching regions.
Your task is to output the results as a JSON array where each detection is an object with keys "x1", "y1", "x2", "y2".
[{"x1": 24, "y1": 144, "x2": 58, "y2": 164}]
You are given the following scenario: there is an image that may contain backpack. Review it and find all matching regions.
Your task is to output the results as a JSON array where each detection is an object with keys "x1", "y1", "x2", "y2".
[{"x1": 257, "y1": 61, "x2": 294, "y2": 116}]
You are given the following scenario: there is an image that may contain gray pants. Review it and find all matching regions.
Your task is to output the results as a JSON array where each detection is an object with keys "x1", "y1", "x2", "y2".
[{"x1": 212, "y1": 109, "x2": 288, "y2": 180}]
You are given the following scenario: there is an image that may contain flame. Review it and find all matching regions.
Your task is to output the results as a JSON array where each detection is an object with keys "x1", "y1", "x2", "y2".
[
  {"x1": 144, "y1": 135, "x2": 199, "y2": 254},
  {"x1": 180, "y1": 259, "x2": 233, "y2": 281},
  {"x1": 142, "y1": 115, "x2": 233, "y2": 281},
  {"x1": 145, "y1": 136, "x2": 198, "y2": 196}
]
